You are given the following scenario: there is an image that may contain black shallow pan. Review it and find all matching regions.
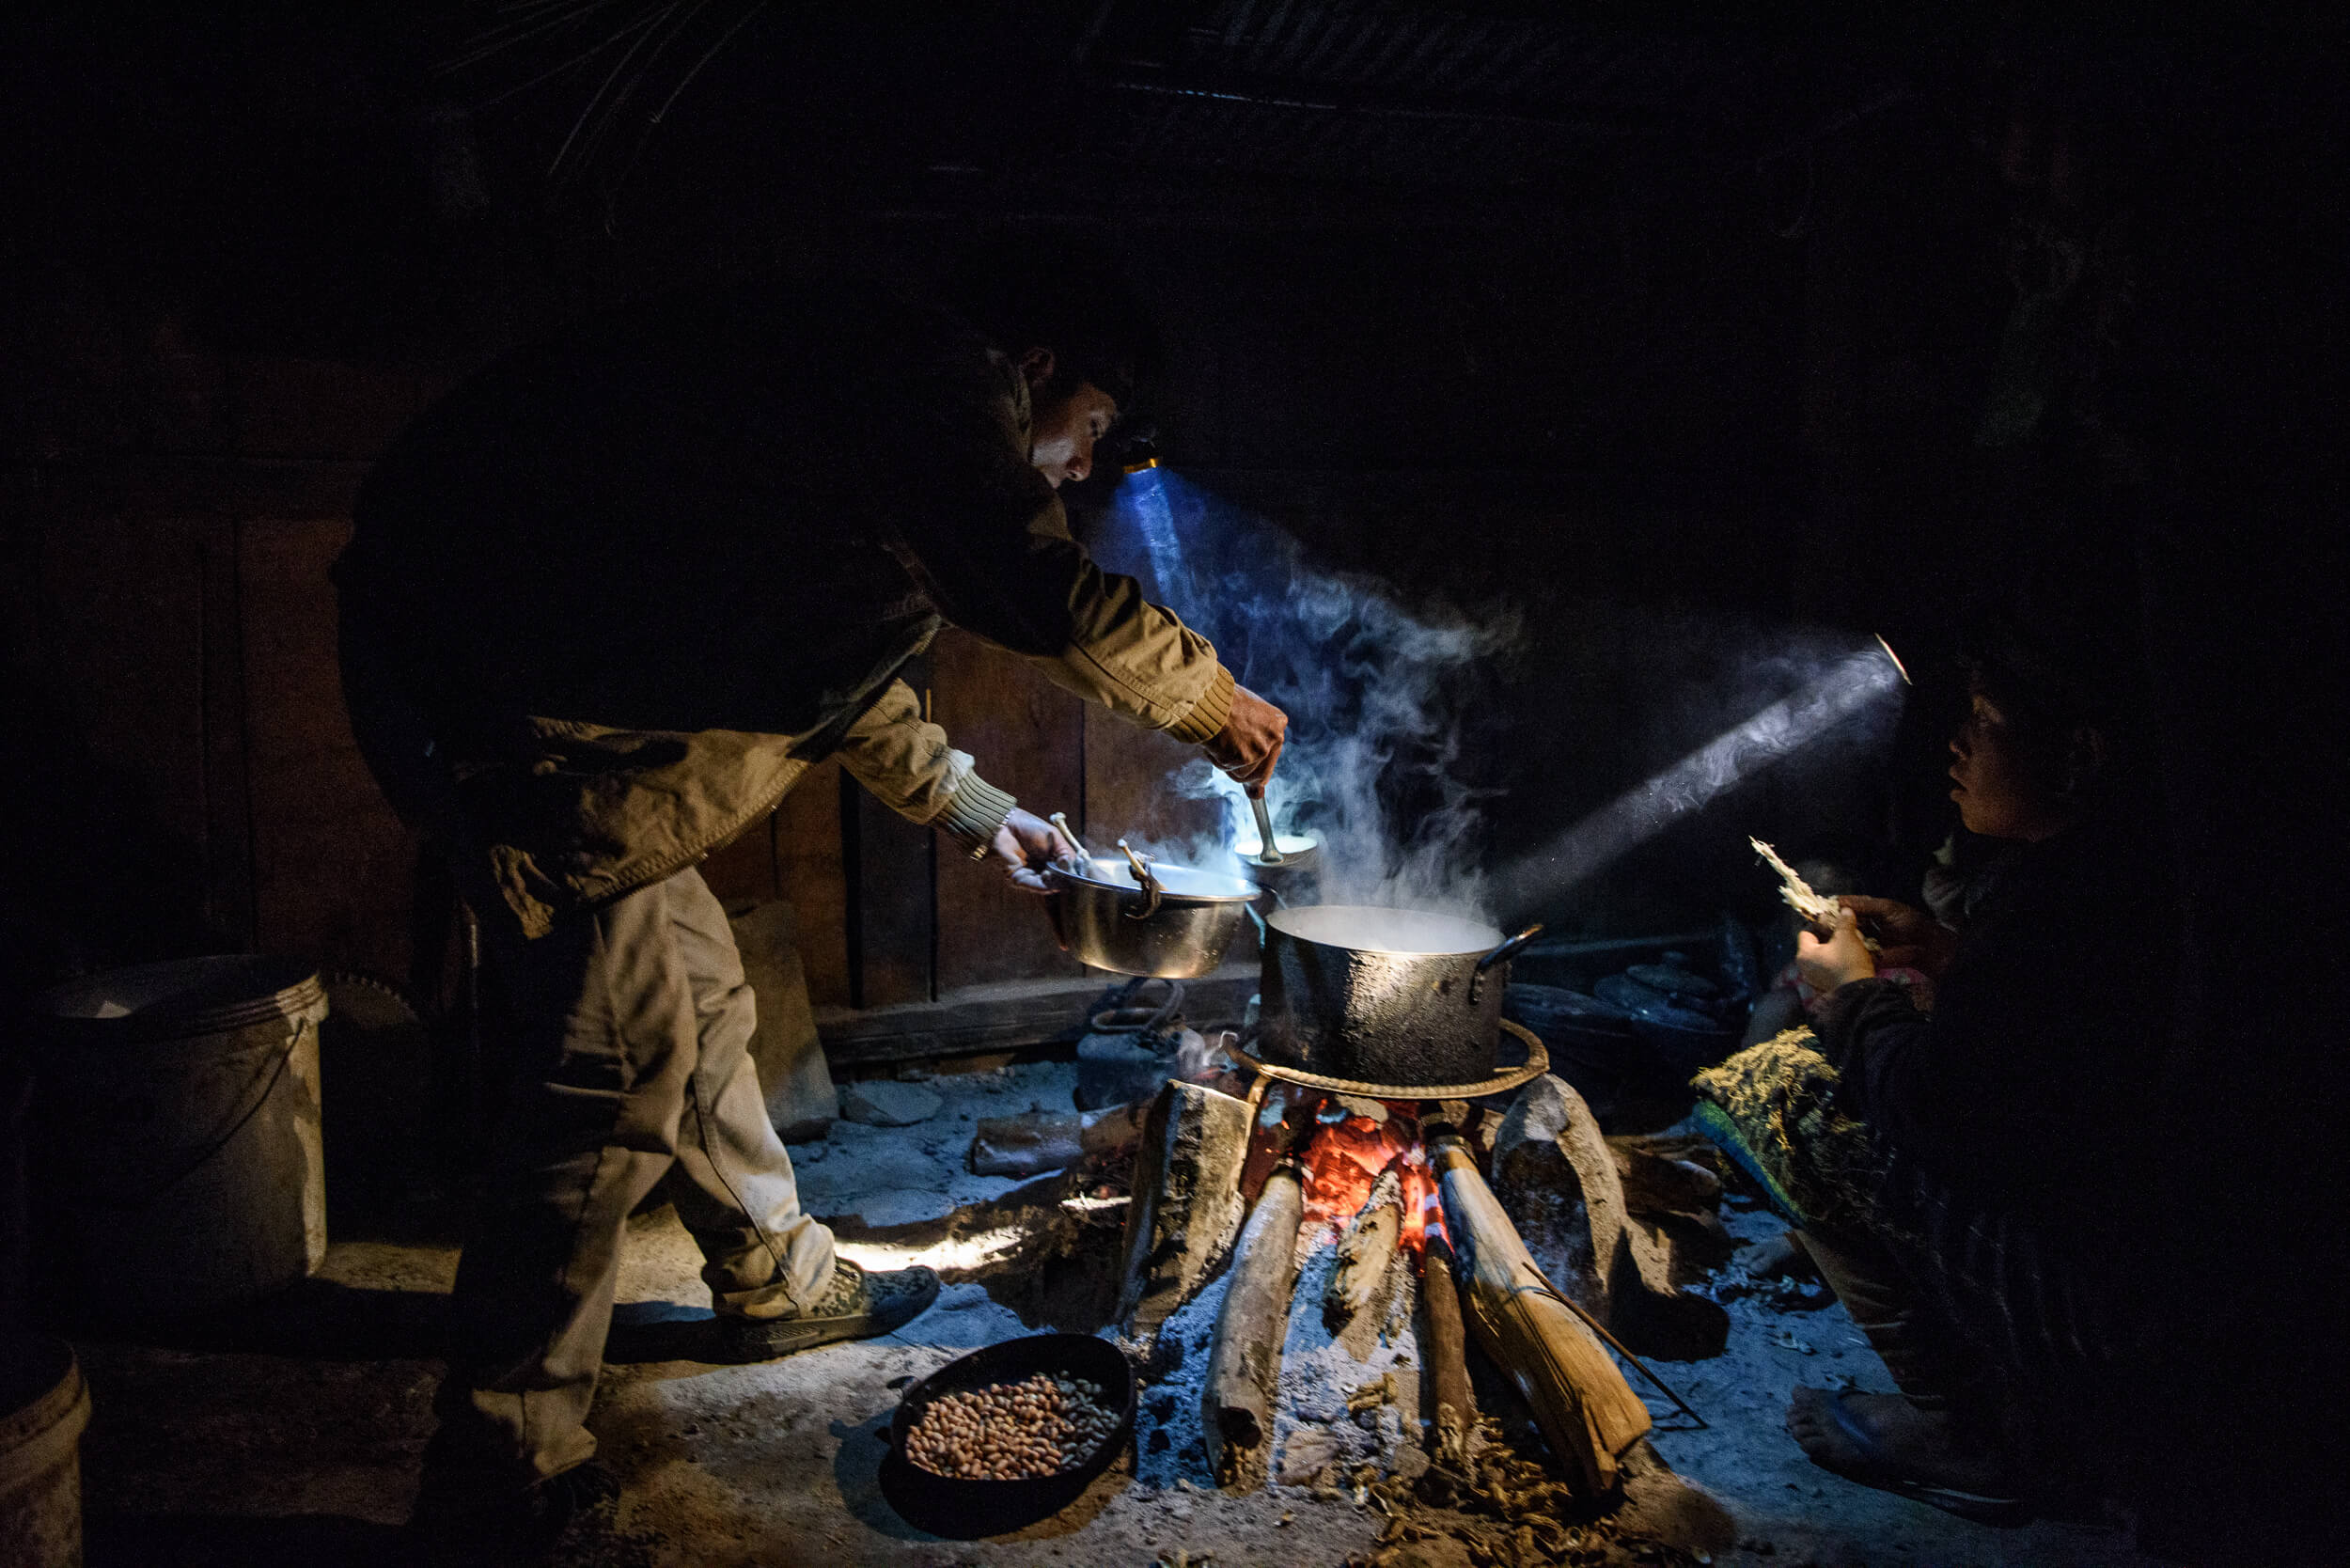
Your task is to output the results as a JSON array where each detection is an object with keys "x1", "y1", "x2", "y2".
[{"x1": 877, "y1": 1333, "x2": 1137, "y2": 1538}]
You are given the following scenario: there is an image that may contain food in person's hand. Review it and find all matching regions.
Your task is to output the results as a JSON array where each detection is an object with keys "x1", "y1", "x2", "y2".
[
  {"x1": 1749, "y1": 837, "x2": 1881, "y2": 951},
  {"x1": 902, "y1": 1373, "x2": 1120, "y2": 1480}
]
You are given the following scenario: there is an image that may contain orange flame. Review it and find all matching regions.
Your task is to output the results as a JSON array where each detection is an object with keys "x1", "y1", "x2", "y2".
[{"x1": 1298, "y1": 1108, "x2": 1448, "y2": 1250}]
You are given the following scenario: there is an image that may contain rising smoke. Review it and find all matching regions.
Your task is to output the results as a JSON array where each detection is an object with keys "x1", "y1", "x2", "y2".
[{"x1": 1104, "y1": 469, "x2": 1518, "y2": 919}]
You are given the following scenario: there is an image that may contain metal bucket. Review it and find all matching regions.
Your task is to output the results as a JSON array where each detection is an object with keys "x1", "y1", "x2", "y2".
[
  {"x1": 0, "y1": 1335, "x2": 88, "y2": 1568},
  {"x1": 31, "y1": 956, "x2": 329, "y2": 1321}
]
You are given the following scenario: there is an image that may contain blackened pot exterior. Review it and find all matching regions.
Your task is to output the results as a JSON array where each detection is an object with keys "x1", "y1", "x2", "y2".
[{"x1": 1257, "y1": 906, "x2": 1510, "y2": 1086}]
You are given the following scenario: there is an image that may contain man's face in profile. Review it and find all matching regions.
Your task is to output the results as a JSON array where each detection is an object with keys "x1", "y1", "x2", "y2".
[{"x1": 1016, "y1": 348, "x2": 1120, "y2": 489}]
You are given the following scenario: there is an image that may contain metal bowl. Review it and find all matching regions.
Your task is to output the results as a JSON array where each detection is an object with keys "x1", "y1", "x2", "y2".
[
  {"x1": 878, "y1": 1332, "x2": 1137, "y2": 1537},
  {"x1": 1047, "y1": 855, "x2": 1260, "y2": 979}
]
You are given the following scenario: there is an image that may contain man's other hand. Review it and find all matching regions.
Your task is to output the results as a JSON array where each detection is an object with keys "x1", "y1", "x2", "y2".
[
  {"x1": 1836, "y1": 894, "x2": 1960, "y2": 980},
  {"x1": 990, "y1": 808, "x2": 1063, "y2": 894},
  {"x1": 1795, "y1": 907, "x2": 1877, "y2": 995},
  {"x1": 1201, "y1": 684, "x2": 1288, "y2": 796}
]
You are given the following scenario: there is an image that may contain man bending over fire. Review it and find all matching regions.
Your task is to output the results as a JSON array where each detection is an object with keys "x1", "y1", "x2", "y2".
[{"x1": 334, "y1": 243, "x2": 1286, "y2": 1557}]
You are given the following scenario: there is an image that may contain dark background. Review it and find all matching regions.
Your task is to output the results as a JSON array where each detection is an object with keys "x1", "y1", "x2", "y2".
[
  {"x1": 0, "y1": 5, "x2": 2341, "y2": 1548},
  {"x1": 2, "y1": 6, "x2": 2340, "y2": 1054},
  {"x1": 3, "y1": 2, "x2": 2340, "y2": 996}
]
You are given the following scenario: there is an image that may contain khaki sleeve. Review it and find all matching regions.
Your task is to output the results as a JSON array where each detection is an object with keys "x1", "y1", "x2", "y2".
[
  {"x1": 1014, "y1": 525, "x2": 1236, "y2": 742},
  {"x1": 833, "y1": 679, "x2": 1017, "y2": 855}
]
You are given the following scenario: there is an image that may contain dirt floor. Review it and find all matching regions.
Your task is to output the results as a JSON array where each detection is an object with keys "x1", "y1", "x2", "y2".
[{"x1": 72, "y1": 1058, "x2": 2170, "y2": 1567}]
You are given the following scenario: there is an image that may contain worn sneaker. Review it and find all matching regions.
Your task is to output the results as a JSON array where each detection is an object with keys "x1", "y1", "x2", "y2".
[
  {"x1": 710, "y1": 1259, "x2": 939, "y2": 1363},
  {"x1": 406, "y1": 1457, "x2": 620, "y2": 1565}
]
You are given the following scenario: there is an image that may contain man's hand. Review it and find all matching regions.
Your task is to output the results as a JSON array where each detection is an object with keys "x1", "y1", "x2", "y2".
[
  {"x1": 1795, "y1": 907, "x2": 1878, "y2": 995},
  {"x1": 1837, "y1": 894, "x2": 1960, "y2": 981},
  {"x1": 988, "y1": 808, "x2": 1065, "y2": 894},
  {"x1": 1200, "y1": 684, "x2": 1288, "y2": 797}
]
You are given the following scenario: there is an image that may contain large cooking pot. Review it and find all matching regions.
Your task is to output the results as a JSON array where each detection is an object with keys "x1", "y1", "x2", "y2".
[
  {"x1": 1046, "y1": 853, "x2": 1261, "y2": 979},
  {"x1": 1257, "y1": 905, "x2": 1542, "y2": 1087}
]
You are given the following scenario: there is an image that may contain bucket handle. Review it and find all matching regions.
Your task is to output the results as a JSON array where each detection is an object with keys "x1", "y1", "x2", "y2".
[{"x1": 67, "y1": 1016, "x2": 312, "y2": 1213}]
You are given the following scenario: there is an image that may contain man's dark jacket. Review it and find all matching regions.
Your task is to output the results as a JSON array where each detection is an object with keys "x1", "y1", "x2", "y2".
[{"x1": 336, "y1": 278, "x2": 1230, "y2": 936}]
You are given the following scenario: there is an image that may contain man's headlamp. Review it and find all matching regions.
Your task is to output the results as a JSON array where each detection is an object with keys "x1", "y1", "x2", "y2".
[{"x1": 1114, "y1": 419, "x2": 1161, "y2": 474}]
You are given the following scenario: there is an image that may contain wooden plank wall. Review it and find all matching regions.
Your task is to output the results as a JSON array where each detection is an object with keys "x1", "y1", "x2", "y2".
[{"x1": 929, "y1": 627, "x2": 1088, "y2": 996}]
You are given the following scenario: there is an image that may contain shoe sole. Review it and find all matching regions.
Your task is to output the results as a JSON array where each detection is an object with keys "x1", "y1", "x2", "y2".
[{"x1": 716, "y1": 1277, "x2": 941, "y2": 1364}]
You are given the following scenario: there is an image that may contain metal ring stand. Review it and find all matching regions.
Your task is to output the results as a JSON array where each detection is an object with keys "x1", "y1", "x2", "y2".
[{"x1": 1229, "y1": 1018, "x2": 1550, "y2": 1104}]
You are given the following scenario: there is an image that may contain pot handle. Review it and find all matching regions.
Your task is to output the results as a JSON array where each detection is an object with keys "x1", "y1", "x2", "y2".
[
  {"x1": 1474, "y1": 923, "x2": 1544, "y2": 975},
  {"x1": 1117, "y1": 839, "x2": 1164, "y2": 920},
  {"x1": 1470, "y1": 923, "x2": 1543, "y2": 1004}
]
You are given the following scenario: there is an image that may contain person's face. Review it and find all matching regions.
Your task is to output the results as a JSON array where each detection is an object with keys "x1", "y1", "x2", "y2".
[
  {"x1": 1948, "y1": 688, "x2": 2073, "y2": 841},
  {"x1": 1017, "y1": 348, "x2": 1120, "y2": 489}
]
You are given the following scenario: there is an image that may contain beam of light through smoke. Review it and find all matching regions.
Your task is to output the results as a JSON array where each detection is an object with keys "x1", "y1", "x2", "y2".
[
  {"x1": 1120, "y1": 465, "x2": 1192, "y2": 610},
  {"x1": 1490, "y1": 647, "x2": 1905, "y2": 920},
  {"x1": 1102, "y1": 466, "x2": 1517, "y2": 917}
]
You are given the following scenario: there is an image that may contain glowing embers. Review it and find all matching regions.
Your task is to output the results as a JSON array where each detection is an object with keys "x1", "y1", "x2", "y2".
[{"x1": 1296, "y1": 1103, "x2": 1446, "y2": 1251}]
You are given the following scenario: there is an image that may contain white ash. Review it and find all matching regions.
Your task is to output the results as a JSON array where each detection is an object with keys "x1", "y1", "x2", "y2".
[
  {"x1": 1272, "y1": 1235, "x2": 1426, "y2": 1486},
  {"x1": 1130, "y1": 1264, "x2": 1230, "y2": 1489},
  {"x1": 1127, "y1": 1223, "x2": 1431, "y2": 1495},
  {"x1": 798, "y1": 1058, "x2": 1088, "y2": 1228}
]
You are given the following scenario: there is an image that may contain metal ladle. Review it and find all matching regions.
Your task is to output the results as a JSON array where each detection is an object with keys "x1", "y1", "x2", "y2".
[{"x1": 1246, "y1": 792, "x2": 1286, "y2": 867}]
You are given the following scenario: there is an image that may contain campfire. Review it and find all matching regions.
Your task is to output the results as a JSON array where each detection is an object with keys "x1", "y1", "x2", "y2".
[
  {"x1": 936, "y1": 902, "x2": 1743, "y2": 1565},
  {"x1": 1296, "y1": 1103, "x2": 1442, "y2": 1251},
  {"x1": 1098, "y1": 1013, "x2": 1671, "y2": 1513}
]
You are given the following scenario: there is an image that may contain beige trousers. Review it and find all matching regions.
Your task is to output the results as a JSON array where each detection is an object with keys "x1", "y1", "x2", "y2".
[{"x1": 431, "y1": 867, "x2": 838, "y2": 1486}]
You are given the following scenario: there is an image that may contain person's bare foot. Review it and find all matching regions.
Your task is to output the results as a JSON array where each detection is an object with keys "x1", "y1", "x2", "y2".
[{"x1": 1785, "y1": 1386, "x2": 2026, "y2": 1522}]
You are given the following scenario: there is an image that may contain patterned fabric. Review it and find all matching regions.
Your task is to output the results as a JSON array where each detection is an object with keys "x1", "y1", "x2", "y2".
[
  {"x1": 1876, "y1": 1146, "x2": 2146, "y2": 1393},
  {"x1": 1694, "y1": 1030, "x2": 2145, "y2": 1419},
  {"x1": 1689, "y1": 1027, "x2": 1891, "y2": 1240}
]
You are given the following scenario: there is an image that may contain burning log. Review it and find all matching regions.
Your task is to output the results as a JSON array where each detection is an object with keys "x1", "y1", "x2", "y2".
[
  {"x1": 1201, "y1": 1161, "x2": 1307, "y2": 1491},
  {"x1": 967, "y1": 1102, "x2": 1146, "y2": 1179},
  {"x1": 1115, "y1": 1080, "x2": 1252, "y2": 1338},
  {"x1": 1322, "y1": 1168, "x2": 1402, "y2": 1356},
  {"x1": 1431, "y1": 1128, "x2": 1651, "y2": 1497},
  {"x1": 1418, "y1": 1239, "x2": 1476, "y2": 1472}
]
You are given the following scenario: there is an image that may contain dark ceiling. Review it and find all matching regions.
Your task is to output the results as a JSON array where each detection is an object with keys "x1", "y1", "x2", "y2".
[
  {"x1": 431, "y1": 1, "x2": 1914, "y2": 222},
  {"x1": 2, "y1": 5, "x2": 2339, "y2": 355}
]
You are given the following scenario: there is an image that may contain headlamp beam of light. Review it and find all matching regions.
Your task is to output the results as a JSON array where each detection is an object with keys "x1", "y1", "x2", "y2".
[
  {"x1": 1112, "y1": 462, "x2": 1189, "y2": 614},
  {"x1": 1493, "y1": 647, "x2": 1905, "y2": 916}
]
